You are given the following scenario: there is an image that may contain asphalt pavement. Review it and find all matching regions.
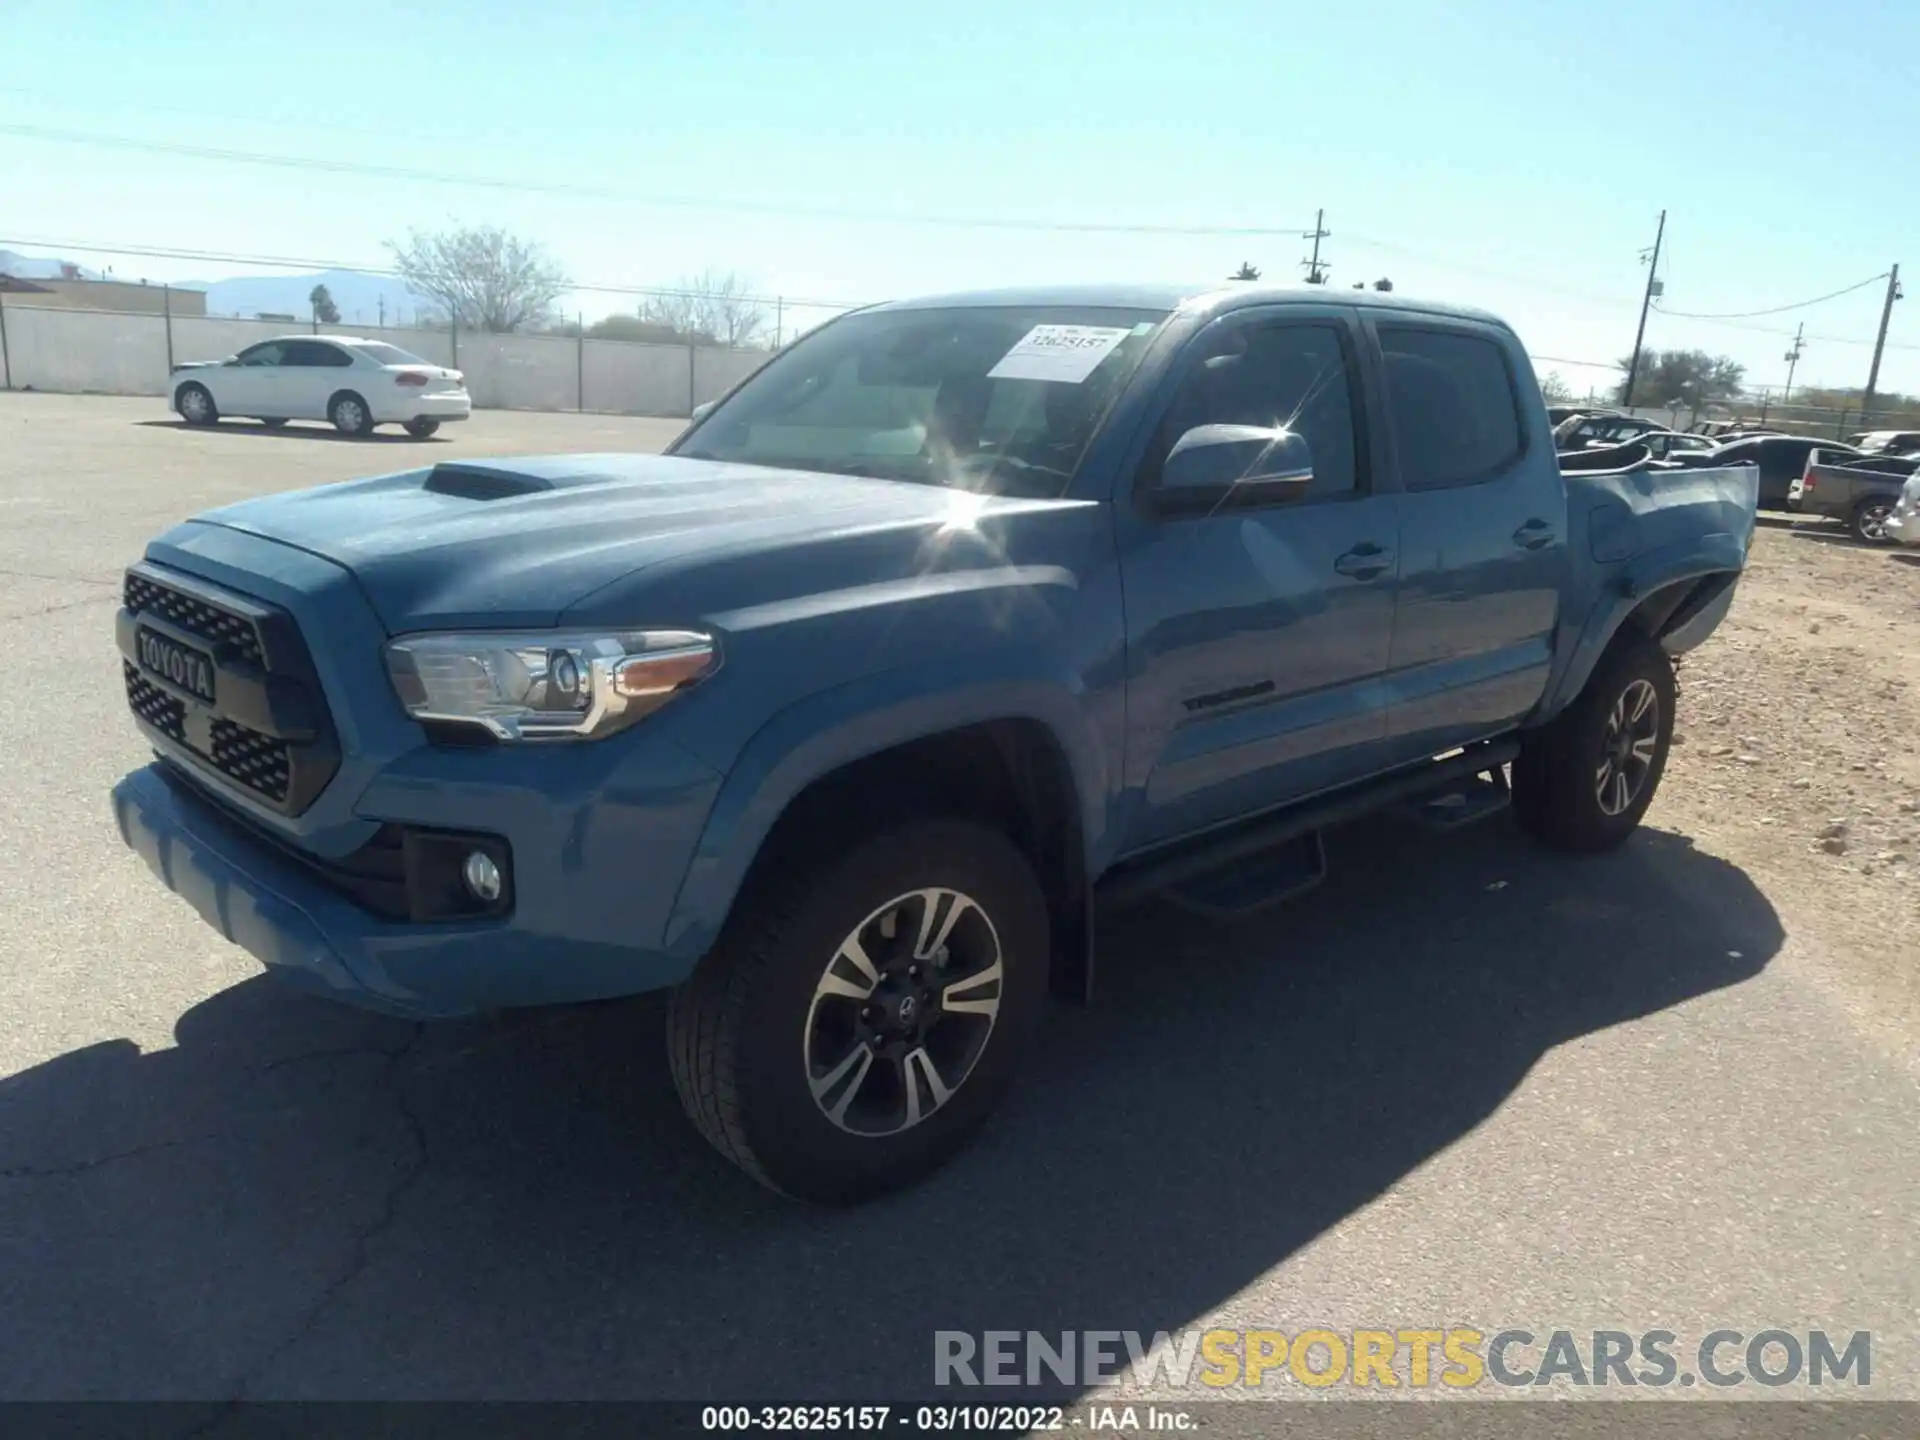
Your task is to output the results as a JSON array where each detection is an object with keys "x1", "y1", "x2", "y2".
[{"x1": 1, "y1": 394, "x2": 1915, "y2": 1415}]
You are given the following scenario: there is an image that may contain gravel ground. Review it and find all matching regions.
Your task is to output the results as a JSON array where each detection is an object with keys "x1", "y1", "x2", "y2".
[{"x1": 1653, "y1": 516, "x2": 1920, "y2": 1064}]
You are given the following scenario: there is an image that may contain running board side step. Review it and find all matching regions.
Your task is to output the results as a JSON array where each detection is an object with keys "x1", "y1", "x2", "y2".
[
  {"x1": 1397, "y1": 765, "x2": 1512, "y2": 830},
  {"x1": 1096, "y1": 738, "x2": 1521, "y2": 914}
]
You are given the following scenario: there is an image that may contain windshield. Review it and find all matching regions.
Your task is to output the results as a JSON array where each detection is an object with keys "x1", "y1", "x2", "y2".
[
  {"x1": 354, "y1": 341, "x2": 432, "y2": 367},
  {"x1": 673, "y1": 305, "x2": 1167, "y2": 492}
]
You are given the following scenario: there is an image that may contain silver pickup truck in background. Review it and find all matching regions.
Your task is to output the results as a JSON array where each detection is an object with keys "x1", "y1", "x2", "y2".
[{"x1": 1790, "y1": 448, "x2": 1920, "y2": 543}]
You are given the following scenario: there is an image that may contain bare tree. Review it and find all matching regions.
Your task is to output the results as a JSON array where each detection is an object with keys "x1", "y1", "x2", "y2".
[
  {"x1": 387, "y1": 225, "x2": 568, "y2": 333},
  {"x1": 640, "y1": 269, "x2": 768, "y2": 348}
]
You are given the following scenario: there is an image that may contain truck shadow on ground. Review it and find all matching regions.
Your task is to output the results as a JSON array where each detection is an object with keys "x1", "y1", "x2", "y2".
[
  {"x1": 0, "y1": 818, "x2": 1780, "y2": 1402},
  {"x1": 134, "y1": 419, "x2": 448, "y2": 445}
]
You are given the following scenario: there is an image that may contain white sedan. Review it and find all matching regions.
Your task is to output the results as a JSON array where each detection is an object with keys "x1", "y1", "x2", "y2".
[{"x1": 169, "y1": 335, "x2": 470, "y2": 438}]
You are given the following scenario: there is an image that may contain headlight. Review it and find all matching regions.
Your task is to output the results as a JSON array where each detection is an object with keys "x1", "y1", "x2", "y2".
[{"x1": 384, "y1": 630, "x2": 718, "y2": 742}]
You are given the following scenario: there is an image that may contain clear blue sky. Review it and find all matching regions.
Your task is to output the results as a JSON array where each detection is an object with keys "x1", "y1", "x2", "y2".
[{"x1": 4, "y1": 0, "x2": 1915, "y2": 399}]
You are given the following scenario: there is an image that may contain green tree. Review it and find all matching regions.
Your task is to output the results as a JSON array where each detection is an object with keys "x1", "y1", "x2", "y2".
[
  {"x1": 387, "y1": 225, "x2": 569, "y2": 333},
  {"x1": 307, "y1": 283, "x2": 340, "y2": 325},
  {"x1": 1230, "y1": 262, "x2": 1262, "y2": 281},
  {"x1": 1616, "y1": 349, "x2": 1745, "y2": 409}
]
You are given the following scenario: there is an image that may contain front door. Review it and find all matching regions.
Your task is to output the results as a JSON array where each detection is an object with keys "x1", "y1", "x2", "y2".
[
  {"x1": 1114, "y1": 307, "x2": 1402, "y2": 853},
  {"x1": 221, "y1": 341, "x2": 290, "y2": 415}
]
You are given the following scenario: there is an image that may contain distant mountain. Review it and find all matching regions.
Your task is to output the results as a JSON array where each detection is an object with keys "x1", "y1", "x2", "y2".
[
  {"x1": 0, "y1": 248, "x2": 106, "y2": 280},
  {"x1": 194, "y1": 269, "x2": 431, "y2": 326}
]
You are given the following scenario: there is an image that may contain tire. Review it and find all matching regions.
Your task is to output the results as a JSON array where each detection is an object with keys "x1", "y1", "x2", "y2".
[
  {"x1": 1512, "y1": 631, "x2": 1676, "y2": 854},
  {"x1": 1849, "y1": 497, "x2": 1896, "y2": 545},
  {"x1": 668, "y1": 819, "x2": 1049, "y2": 1204},
  {"x1": 259, "y1": 418, "x2": 288, "y2": 429},
  {"x1": 175, "y1": 383, "x2": 218, "y2": 426},
  {"x1": 404, "y1": 419, "x2": 441, "y2": 439},
  {"x1": 328, "y1": 392, "x2": 375, "y2": 436}
]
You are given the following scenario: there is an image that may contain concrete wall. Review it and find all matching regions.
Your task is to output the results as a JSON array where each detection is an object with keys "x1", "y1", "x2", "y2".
[{"x1": 0, "y1": 301, "x2": 766, "y2": 419}]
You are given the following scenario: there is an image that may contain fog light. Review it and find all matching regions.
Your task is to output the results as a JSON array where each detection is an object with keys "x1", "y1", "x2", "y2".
[{"x1": 462, "y1": 850, "x2": 503, "y2": 903}]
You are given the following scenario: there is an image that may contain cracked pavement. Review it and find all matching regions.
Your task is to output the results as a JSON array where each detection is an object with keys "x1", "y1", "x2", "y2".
[{"x1": 2, "y1": 395, "x2": 1917, "y2": 1408}]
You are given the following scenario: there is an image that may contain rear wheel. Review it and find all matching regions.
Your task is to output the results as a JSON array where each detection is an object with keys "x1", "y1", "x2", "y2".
[
  {"x1": 668, "y1": 819, "x2": 1049, "y2": 1203},
  {"x1": 328, "y1": 392, "x2": 375, "y2": 436},
  {"x1": 1512, "y1": 632, "x2": 1676, "y2": 853},
  {"x1": 404, "y1": 419, "x2": 441, "y2": 439},
  {"x1": 1849, "y1": 496, "x2": 1895, "y2": 545},
  {"x1": 175, "y1": 383, "x2": 218, "y2": 425}
]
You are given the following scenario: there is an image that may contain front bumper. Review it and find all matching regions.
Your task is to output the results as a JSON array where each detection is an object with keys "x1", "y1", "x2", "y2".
[{"x1": 113, "y1": 758, "x2": 719, "y2": 1018}]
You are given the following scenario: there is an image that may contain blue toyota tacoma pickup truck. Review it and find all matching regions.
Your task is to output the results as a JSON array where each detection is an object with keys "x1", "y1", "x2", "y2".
[{"x1": 111, "y1": 284, "x2": 1759, "y2": 1202}]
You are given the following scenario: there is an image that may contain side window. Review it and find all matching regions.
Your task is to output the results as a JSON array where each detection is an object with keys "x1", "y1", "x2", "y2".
[
  {"x1": 281, "y1": 341, "x2": 353, "y2": 367},
  {"x1": 1146, "y1": 321, "x2": 1360, "y2": 500},
  {"x1": 1379, "y1": 327, "x2": 1525, "y2": 489},
  {"x1": 235, "y1": 343, "x2": 286, "y2": 367}
]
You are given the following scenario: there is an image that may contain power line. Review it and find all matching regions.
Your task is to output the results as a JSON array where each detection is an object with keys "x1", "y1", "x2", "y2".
[
  {"x1": 1651, "y1": 272, "x2": 1890, "y2": 320},
  {"x1": 0, "y1": 123, "x2": 1313, "y2": 238},
  {"x1": 0, "y1": 235, "x2": 869, "y2": 312}
]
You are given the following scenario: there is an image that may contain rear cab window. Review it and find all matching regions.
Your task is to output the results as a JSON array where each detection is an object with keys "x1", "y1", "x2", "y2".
[{"x1": 1377, "y1": 326, "x2": 1526, "y2": 488}]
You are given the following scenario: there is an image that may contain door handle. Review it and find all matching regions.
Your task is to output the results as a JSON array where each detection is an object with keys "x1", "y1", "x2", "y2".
[
  {"x1": 1513, "y1": 519, "x2": 1556, "y2": 550},
  {"x1": 1334, "y1": 543, "x2": 1392, "y2": 581}
]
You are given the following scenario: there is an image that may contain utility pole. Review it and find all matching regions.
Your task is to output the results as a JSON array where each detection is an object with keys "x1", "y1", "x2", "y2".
[
  {"x1": 1860, "y1": 263, "x2": 1903, "y2": 427},
  {"x1": 1622, "y1": 209, "x2": 1666, "y2": 409},
  {"x1": 1301, "y1": 208, "x2": 1330, "y2": 285},
  {"x1": 378, "y1": 295, "x2": 386, "y2": 329},
  {"x1": 1781, "y1": 323, "x2": 1804, "y2": 404}
]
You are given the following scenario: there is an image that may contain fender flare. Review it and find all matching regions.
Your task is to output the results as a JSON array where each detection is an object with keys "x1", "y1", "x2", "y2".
[
  {"x1": 1537, "y1": 530, "x2": 1748, "y2": 721},
  {"x1": 661, "y1": 657, "x2": 1107, "y2": 963}
]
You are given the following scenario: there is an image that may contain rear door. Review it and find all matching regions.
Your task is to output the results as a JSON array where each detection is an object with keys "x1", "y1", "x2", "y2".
[
  {"x1": 1366, "y1": 318, "x2": 1569, "y2": 761},
  {"x1": 1113, "y1": 304, "x2": 1403, "y2": 851},
  {"x1": 278, "y1": 339, "x2": 356, "y2": 418}
]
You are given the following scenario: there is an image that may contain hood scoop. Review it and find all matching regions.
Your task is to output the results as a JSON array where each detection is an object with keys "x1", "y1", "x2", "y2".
[{"x1": 423, "y1": 463, "x2": 558, "y2": 500}]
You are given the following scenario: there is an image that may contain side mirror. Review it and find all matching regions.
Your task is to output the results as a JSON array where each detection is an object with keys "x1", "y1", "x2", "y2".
[
  {"x1": 689, "y1": 400, "x2": 717, "y2": 423},
  {"x1": 1156, "y1": 424, "x2": 1313, "y2": 513}
]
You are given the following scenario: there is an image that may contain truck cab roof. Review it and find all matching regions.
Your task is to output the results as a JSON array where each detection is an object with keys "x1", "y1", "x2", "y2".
[{"x1": 868, "y1": 282, "x2": 1512, "y2": 331}]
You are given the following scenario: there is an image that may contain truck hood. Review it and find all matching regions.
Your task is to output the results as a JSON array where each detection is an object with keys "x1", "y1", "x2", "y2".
[{"x1": 190, "y1": 453, "x2": 1082, "y2": 632}]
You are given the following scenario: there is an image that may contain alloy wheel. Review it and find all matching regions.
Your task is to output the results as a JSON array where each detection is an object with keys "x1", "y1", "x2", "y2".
[
  {"x1": 803, "y1": 887, "x2": 1003, "y2": 1137},
  {"x1": 1595, "y1": 678, "x2": 1660, "y2": 817}
]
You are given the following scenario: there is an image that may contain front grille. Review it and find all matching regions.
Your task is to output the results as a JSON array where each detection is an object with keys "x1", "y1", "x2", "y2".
[
  {"x1": 120, "y1": 564, "x2": 339, "y2": 815},
  {"x1": 209, "y1": 718, "x2": 293, "y2": 804},
  {"x1": 123, "y1": 572, "x2": 264, "y2": 666},
  {"x1": 125, "y1": 664, "x2": 185, "y2": 742}
]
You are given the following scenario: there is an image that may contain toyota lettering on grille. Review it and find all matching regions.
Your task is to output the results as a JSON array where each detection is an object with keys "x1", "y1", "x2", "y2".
[{"x1": 136, "y1": 628, "x2": 217, "y2": 705}]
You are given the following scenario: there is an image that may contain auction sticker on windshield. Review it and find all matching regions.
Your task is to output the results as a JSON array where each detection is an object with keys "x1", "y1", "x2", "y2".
[{"x1": 987, "y1": 325, "x2": 1132, "y2": 383}]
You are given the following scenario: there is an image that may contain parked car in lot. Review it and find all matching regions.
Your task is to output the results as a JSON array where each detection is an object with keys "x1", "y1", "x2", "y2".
[
  {"x1": 1844, "y1": 430, "x2": 1920, "y2": 457},
  {"x1": 169, "y1": 336, "x2": 470, "y2": 438},
  {"x1": 1790, "y1": 449, "x2": 1920, "y2": 542},
  {"x1": 110, "y1": 284, "x2": 1759, "y2": 1201},
  {"x1": 1884, "y1": 472, "x2": 1920, "y2": 547},
  {"x1": 1555, "y1": 412, "x2": 1666, "y2": 451},
  {"x1": 1673, "y1": 434, "x2": 1862, "y2": 511},
  {"x1": 1641, "y1": 430, "x2": 1719, "y2": 461}
]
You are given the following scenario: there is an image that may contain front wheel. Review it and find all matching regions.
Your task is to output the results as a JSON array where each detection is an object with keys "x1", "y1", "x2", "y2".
[
  {"x1": 1849, "y1": 497, "x2": 1895, "y2": 545},
  {"x1": 403, "y1": 419, "x2": 441, "y2": 439},
  {"x1": 328, "y1": 392, "x2": 375, "y2": 436},
  {"x1": 667, "y1": 819, "x2": 1049, "y2": 1203},
  {"x1": 1512, "y1": 632, "x2": 1676, "y2": 853},
  {"x1": 175, "y1": 383, "x2": 218, "y2": 425}
]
